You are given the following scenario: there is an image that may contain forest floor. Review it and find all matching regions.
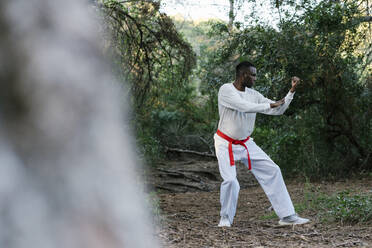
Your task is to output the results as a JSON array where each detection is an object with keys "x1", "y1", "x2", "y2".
[{"x1": 146, "y1": 157, "x2": 372, "y2": 248}]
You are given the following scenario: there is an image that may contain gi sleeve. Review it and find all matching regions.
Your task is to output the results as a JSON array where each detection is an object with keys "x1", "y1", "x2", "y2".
[
  {"x1": 218, "y1": 84, "x2": 271, "y2": 113},
  {"x1": 258, "y1": 91, "x2": 295, "y2": 115}
]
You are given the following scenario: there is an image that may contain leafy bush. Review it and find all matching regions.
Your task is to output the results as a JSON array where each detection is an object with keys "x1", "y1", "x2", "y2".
[
  {"x1": 303, "y1": 183, "x2": 372, "y2": 224},
  {"x1": 324, "y1": 191, "x2": 372, "y2": 224}
]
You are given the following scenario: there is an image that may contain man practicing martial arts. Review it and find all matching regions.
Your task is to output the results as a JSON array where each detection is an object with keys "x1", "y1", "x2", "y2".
[{"x1": 215, "y1": 61, "x2": 310, "y2": 227}]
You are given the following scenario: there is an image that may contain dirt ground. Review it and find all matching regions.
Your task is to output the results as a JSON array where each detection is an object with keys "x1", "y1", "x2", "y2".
[{"x1": 148, "y1": 158, "x2": 372, "y2": 248}]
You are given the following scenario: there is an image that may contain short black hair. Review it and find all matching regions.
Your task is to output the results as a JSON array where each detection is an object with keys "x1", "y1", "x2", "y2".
[{"x1": 236, "y1": 61, "x2": 255, "y2": 78}]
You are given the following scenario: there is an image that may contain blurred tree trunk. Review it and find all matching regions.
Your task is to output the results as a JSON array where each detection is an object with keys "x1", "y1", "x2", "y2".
[
  {"x1": 228, "y1": 0, "x2": 235, "y2": 30},
  {"x1": 0, "y1": 1, "x2": 159, "y2": 247}
]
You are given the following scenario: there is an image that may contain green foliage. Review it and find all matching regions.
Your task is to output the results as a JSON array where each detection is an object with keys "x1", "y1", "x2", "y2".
[
  {"x1": 146, "y1": 191, "x2": 162, "y2": 219},
  {"x1": 303, "y1": 183, "x2": 372, "y2": 224},
  {"x1": 136, "y1": 122, "x2": 164, "y2": 164},
  {"x1": 101, "y1": 0, "x2": 196, "y2": 110},
  {"x1": 260, "y1": 211, "x2": 277, "y2": 220},
  {"x1": 325, "y1": 191, "x2": 372, "y2": 224},
  {"x1": 99, "y1": 0, "x2": 197, "y2": 164}
]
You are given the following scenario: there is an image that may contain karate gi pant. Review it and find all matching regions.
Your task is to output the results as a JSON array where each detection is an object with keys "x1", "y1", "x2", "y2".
[{"x1": 214, "y1": 134, "x2": 295, "y2": 224}]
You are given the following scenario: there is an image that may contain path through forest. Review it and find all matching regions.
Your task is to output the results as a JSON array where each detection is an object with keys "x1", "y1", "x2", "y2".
[{"x1": 148, "y1": 158, "x2": 372, "y2": 247}]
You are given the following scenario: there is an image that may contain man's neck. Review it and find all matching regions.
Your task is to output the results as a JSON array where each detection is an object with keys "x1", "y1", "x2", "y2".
[{"x1": 233, "y1": 80, "x2": 246, "y2": 91}]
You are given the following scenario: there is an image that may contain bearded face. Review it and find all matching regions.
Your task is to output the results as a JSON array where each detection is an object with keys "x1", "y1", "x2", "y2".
[{"x1": 243, "y1": 66, "x2": 257, "y2": 88}]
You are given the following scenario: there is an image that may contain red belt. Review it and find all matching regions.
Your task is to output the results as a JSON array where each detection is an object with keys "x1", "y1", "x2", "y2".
[{"x1": 216, "y1": 129, "x2": 252, "y2": 170}]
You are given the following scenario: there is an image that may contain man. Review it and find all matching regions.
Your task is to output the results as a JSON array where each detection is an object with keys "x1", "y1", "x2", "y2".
[{"x1": 215, "y1": 61, "x2": 310, "y2": 227}]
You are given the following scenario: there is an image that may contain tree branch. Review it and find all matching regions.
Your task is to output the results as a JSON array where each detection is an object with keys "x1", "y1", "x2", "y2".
[
  {"x1": 165, "y1": 147, "x2": 216, "y2": 158},
  {"x1": 360, "y1": 16, "x2": 372, "y2": 22}
]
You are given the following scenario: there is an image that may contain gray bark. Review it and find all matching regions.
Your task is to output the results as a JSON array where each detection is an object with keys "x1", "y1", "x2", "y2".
[
  {"x1": 0, "y1": 1, "x2": 159, "y2": 247},
  {"x1": 228, "y1": 0, "x2": 235, "y2": 30}
]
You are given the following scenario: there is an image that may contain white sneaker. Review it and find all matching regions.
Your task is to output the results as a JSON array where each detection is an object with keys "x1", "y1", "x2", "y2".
[
  {"x1": 278, "y1": 214, "x2": 310, "y2": 226},
  {"x1": 218, "y1": 216, "x2": 231, "y2": 227}
]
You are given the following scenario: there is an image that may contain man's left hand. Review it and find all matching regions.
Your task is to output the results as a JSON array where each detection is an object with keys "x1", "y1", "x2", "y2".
[{"x1": 290, "y1": 76, "x2": 300, "y2": 93}]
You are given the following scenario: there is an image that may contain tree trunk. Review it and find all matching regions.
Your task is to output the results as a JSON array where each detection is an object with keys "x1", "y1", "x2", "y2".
[{"x1": 228, "y1": 0, "x2": 235, "y2": 30}]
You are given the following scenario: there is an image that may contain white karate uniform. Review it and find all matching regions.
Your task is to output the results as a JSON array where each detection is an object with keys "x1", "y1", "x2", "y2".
[{"x1": 215, "y1": 83, "x2": 296, "y2": 224}]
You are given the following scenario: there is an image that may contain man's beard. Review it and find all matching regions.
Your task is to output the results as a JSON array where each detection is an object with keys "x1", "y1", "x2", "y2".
[{"x1": 245, "y1": 80, "x2": 253, "y2": 88}]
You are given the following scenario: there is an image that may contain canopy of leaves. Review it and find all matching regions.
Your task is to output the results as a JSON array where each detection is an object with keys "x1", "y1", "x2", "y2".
[
  {"x1": 97, "y1": 0, "x2": 197, "y2": 162},
  {"x1": 99, "y1": 0, "x2": 196, "y2": 112}
]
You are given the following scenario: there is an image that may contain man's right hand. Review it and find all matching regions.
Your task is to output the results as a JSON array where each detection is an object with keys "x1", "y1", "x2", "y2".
[{"x1": 270, "y1": 98, "x2": 285, "y2": 108}]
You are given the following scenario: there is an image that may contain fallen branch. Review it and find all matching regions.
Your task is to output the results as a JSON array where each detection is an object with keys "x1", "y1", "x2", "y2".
[
  {"x1": 157, "y1": 168, "x2": 219, "y2": 182},
  {"x1": 163, "y1": 181, "x2": 207, "y2": 191},
  {"x1": 165, "y1": 147, "x2": 216, "y2": 158},
  {"x1": 157, "y1": 168, "x2": 202, "y2": 183}
]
